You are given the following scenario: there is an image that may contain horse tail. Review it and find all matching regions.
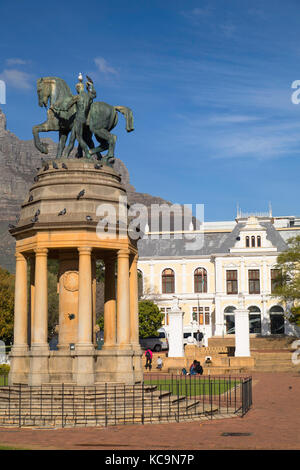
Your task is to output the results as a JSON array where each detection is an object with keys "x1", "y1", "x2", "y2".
[{"x1": 114, "y1": 106, "x2": 134, "y2": 132}]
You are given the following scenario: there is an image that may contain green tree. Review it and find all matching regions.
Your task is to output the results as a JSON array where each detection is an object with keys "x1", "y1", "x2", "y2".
[
  {"x1": 273, "y1": 235, "x2": 300, "y2": 325},
  {"x1": 0, "y1": 267, "x2": 15, "y2": 344},
  {"x1": 138, "y1": 300, "x2": 163, "y2": 338}
]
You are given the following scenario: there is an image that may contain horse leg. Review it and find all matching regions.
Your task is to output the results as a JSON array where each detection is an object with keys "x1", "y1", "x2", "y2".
[
  {"x1": 32, "y1": 121, "x2": 51, "y2": 154},
  {"x1": 89, "y1": 136, "x2": 109, "y2": 156},
  {"x1": 32, "y1": 112, "x2": 59, "y2": 154},
  {"x1": 89, "y1": 128, "x2": 116, "y2": 159},
  {"x1": 56, "y1": 130, "x2": 69, "y2": 158}
]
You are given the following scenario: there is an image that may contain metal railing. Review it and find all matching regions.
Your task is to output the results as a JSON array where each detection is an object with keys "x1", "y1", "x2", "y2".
[
  {"x1": 145, "y1": 373, "x2": 252, "y2": 417},
  {"x1": 0, "y1": 374, "x2": 252, "y2": 428}
]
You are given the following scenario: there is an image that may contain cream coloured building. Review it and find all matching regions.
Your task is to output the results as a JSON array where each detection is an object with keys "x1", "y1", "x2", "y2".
[{"x1": 137, "y1": 212, "x2": 300, "y2": 343}]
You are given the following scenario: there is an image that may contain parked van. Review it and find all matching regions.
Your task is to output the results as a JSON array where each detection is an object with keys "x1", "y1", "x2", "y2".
[{"x1": 139, "y1": 328, "x2": 169, "y2": 352}]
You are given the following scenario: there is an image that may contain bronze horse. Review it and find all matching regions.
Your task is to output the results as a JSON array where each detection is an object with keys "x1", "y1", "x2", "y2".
[{"x1": 32, "y1": 77, "x2": 134, "y2": 163}]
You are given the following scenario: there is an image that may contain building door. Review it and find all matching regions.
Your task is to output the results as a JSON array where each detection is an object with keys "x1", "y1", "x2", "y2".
[
  {"x1": 270, "y1": 306, "x2": 285, "y2": 334},
  {"x1": 270, "y1": 314, "x2": 284, "y2": 334}
]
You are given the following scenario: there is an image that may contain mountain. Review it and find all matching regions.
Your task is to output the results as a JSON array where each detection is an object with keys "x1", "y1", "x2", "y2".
[{"x1": 0, "y1": 107, "x2": 171, "y2": 272}]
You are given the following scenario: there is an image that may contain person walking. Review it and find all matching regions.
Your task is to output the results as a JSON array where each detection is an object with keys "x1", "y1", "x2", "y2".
[
  {"x1": 156, "y1": 356, "x2": 163, "y2": 370},
  {"x1": 145, "y1": 349, "x2": 153, "y2": 370}
]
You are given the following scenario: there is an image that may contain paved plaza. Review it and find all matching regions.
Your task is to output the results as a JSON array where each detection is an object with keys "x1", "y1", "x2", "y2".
[{"x1": 0, "y1": 371, "x2": 299, "y2": 450}]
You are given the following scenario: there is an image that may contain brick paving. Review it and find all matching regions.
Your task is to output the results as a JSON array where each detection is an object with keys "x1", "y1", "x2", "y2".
[{"x1": 0, "y1": 371, "x2": 299, "y2": 450}]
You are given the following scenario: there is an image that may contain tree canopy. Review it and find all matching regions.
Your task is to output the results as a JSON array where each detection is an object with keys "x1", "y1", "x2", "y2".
[
  {"x1": 138, "y1": 300, "x2": 163, "y2": 338},
  {"x1": 273, "y1": 235, "x2": 300, "y2": 325}
]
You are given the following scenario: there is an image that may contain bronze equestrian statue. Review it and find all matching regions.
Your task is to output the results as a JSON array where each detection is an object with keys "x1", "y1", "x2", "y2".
[{"x1": 32, "y1": 74, "x2": 134, "y2": 166}]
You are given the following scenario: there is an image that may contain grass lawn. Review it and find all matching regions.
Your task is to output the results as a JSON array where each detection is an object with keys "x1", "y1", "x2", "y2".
[
  {"x1": 0, "y1": 445, "x2": 30, "y2": 450},
  {"x1": 144, "y1": 377, "x2": 240, "y2": 396}
]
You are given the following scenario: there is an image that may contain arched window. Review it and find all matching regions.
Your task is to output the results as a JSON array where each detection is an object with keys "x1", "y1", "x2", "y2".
[
  {"x1": 162, "y1": 268, "x2": 175, "y2": 294},
  {"x1": 257, "y1": 236, "x2": 261, "y2": 247},
  {"x1": 248, "y1": 306, "x2": 261, "y2": 333},
  {"x1": 224, "y1": 306, "x2": 236, "y2": 334},
  {"x1": 246, "y1": 236, "x2": 250, "y2": 247},
  {"x1": 251, "y1": 236, "x2": 256, "y2": 247},
  {"x1": 269, "y1": 305, "x2": 285, "y2": 334},
  {"x1": 194, "y1": 268, "x2": 207, "y2": 293}
]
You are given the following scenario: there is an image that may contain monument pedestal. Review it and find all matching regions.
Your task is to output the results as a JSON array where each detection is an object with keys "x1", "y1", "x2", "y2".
[
  {"x1": 74, "y1": 345, "x2": 95, "y2": 386},
  {"x1": 8, "y1": 346, "x2": 29, "y2": 385},
  {"x1": 95, "y1": 347, "x2": 142, "y2": 384},
  {"x1": 28, "y1": 345, "x2": 50, "y2": 386},
  {"x1": 9, "y1": 160, "x2": 142, "y2": 386}
]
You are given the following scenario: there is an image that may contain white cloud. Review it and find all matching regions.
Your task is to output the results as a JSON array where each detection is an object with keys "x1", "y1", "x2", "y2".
[
  {"x1": 5, "y1": 58, "x2": 29, "y2": 66},
  {"x1": 191, "y1": 7, "x2": 212, "y2": 17},
  {"x1": 94, "y1": 57, "x2": 118, "y2": 76},
  {"x1": 0, "y1": 69, "x2": 33, "y2": 90},
  {"x1": 209, "y1": 114, "x2": 261, "y2": 124}
]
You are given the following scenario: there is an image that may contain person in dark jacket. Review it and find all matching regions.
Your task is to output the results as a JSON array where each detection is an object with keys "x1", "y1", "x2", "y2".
[
  {"x1": 195, "y1": 361, "x2": 203, "y2": 375},
  {"x1": 145, "y1": 349, "x2": 153, "y2": 370}
]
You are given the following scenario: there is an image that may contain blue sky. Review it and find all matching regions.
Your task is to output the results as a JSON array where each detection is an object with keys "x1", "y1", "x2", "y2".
[{"x1": 0, "y1": 0, "x2": 300, "y2": 221}]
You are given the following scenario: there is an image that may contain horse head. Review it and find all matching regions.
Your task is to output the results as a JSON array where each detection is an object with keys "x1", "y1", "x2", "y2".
[
  {"x1": 37, "y1": 77, "x2": 52, "y2": 108},
  {"x1": 36, "y1": 77, "x2": 73, "y2": 109}
]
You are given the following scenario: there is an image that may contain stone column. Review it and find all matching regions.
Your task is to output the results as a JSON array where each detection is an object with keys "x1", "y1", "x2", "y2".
[
  {"x1": 29, "y1": 248, "x2": 49, "y2": 386},
  {"x1": 214, "y1": 257, "x2": 224, "y2": 336},
  {"x1": 234, "y1": 309, "x2": 250, "y2": 357},
  {"x1": 168, "y1": 301, "x2": 184, "y2": 357},
  {"x1": 77, "y1": 247, "x2": 93, "y2": 347},
  {"x1": 117, "y1": 249, "x2": 131, "y2": 348},
  {"x1": 129, "y1": 253, "x2": 143, "y2": 380},
  {"x1": 92, "y1": 255, "x2": 97, "y2": 346},
  {"x1": 129, "y1": 254, "x2": 140, "y2": 348},
  {"x1": 32, "y1": 248, "x2": 49, "y2": 346},
  {"x1": 12, "y1": 253, "x2": 28, "y2": 350},
  {"x1": 29, "y1": 256, "x2": 35, "y2": 345},
  {"x1": 103, "y1": 256, "x2": 117, "y2": 348},
  {"x1": 75, "y1": 246, "x2": 94, "y2": 385},
  {"x1": 9, "y1": 253, "x2": 29, "y2": 385}
]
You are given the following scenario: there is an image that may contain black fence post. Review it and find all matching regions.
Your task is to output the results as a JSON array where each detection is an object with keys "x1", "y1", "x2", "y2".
[
  {"x1": 141, "y1": 382, "x2": 144, "y2": 425},
  {"x1": 30, "y1": 385, "x2": 32, "y2": 420},
  {"x1": 113, "y1": 384, "x2": 116, "y2": 426},
  {"x1": 62, "y1": 383, "x2": 64, "y2": 428},
  {"x1": 123, "y1": 384, "x2": 126, "y2": 424},
  {"x1": 18, "y1": 383, "x2": 21, "y2": 428},
  {"x1": 73, "y1": 385, "x2": 75, "y2": 422},
  {"x1": 177, "y1": 382, "x2": 179, "y2": 422},
  {"x1": 133, "y1": 384, "x2": 135, "y2": 424},
  {"x1": 209, "y1": 376, "x2": 213, "y2": 419},
  {"x1": 105, "y1": 383, "x2": 108, "y2": 427}
]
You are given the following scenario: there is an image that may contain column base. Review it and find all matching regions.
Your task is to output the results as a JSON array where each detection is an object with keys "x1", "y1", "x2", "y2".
[
  {"x1": 95, "y1": 347, "x2": 140, "y2": 384},
  {"x1": 74, "y1": 344, "x2": 95, "y2": 385},
  {"x1": 8, "y1": 345, "x2": 29, "y2": 385},
  {"x1": 28, "y1": 344, "x2": 50, "y2": 386}
]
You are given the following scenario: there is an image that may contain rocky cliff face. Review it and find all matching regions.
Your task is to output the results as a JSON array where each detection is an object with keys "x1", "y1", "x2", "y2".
[{"x1": 0, "y1": 107, "x2": 171, "y2": 272}]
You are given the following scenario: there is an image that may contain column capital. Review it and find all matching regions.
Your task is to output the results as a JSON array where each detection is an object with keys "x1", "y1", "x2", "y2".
[
  {"x1": 15, "y1": 252, "x2": 26, "y2": 261},
  {"x1": 118, "y1": 249, "x2": 130, "y2": 259},
  {"x1": 34, "y1": 248, "x2": 48, "y2": 257},
  {"x1": 78, "y1": 246, "x2": 93, "y2": 255}
]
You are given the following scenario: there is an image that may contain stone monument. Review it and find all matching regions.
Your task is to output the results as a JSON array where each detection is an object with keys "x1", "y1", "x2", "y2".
[
  {"x1": 234, "y1": 295, "x2": 250, "y2": 357},
  {"x1": 168, "y1": 297, "x2": 185, "y2": 358},
  {"x1": 8, "y1": 74, "x2": 143, "y2": 386}
]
